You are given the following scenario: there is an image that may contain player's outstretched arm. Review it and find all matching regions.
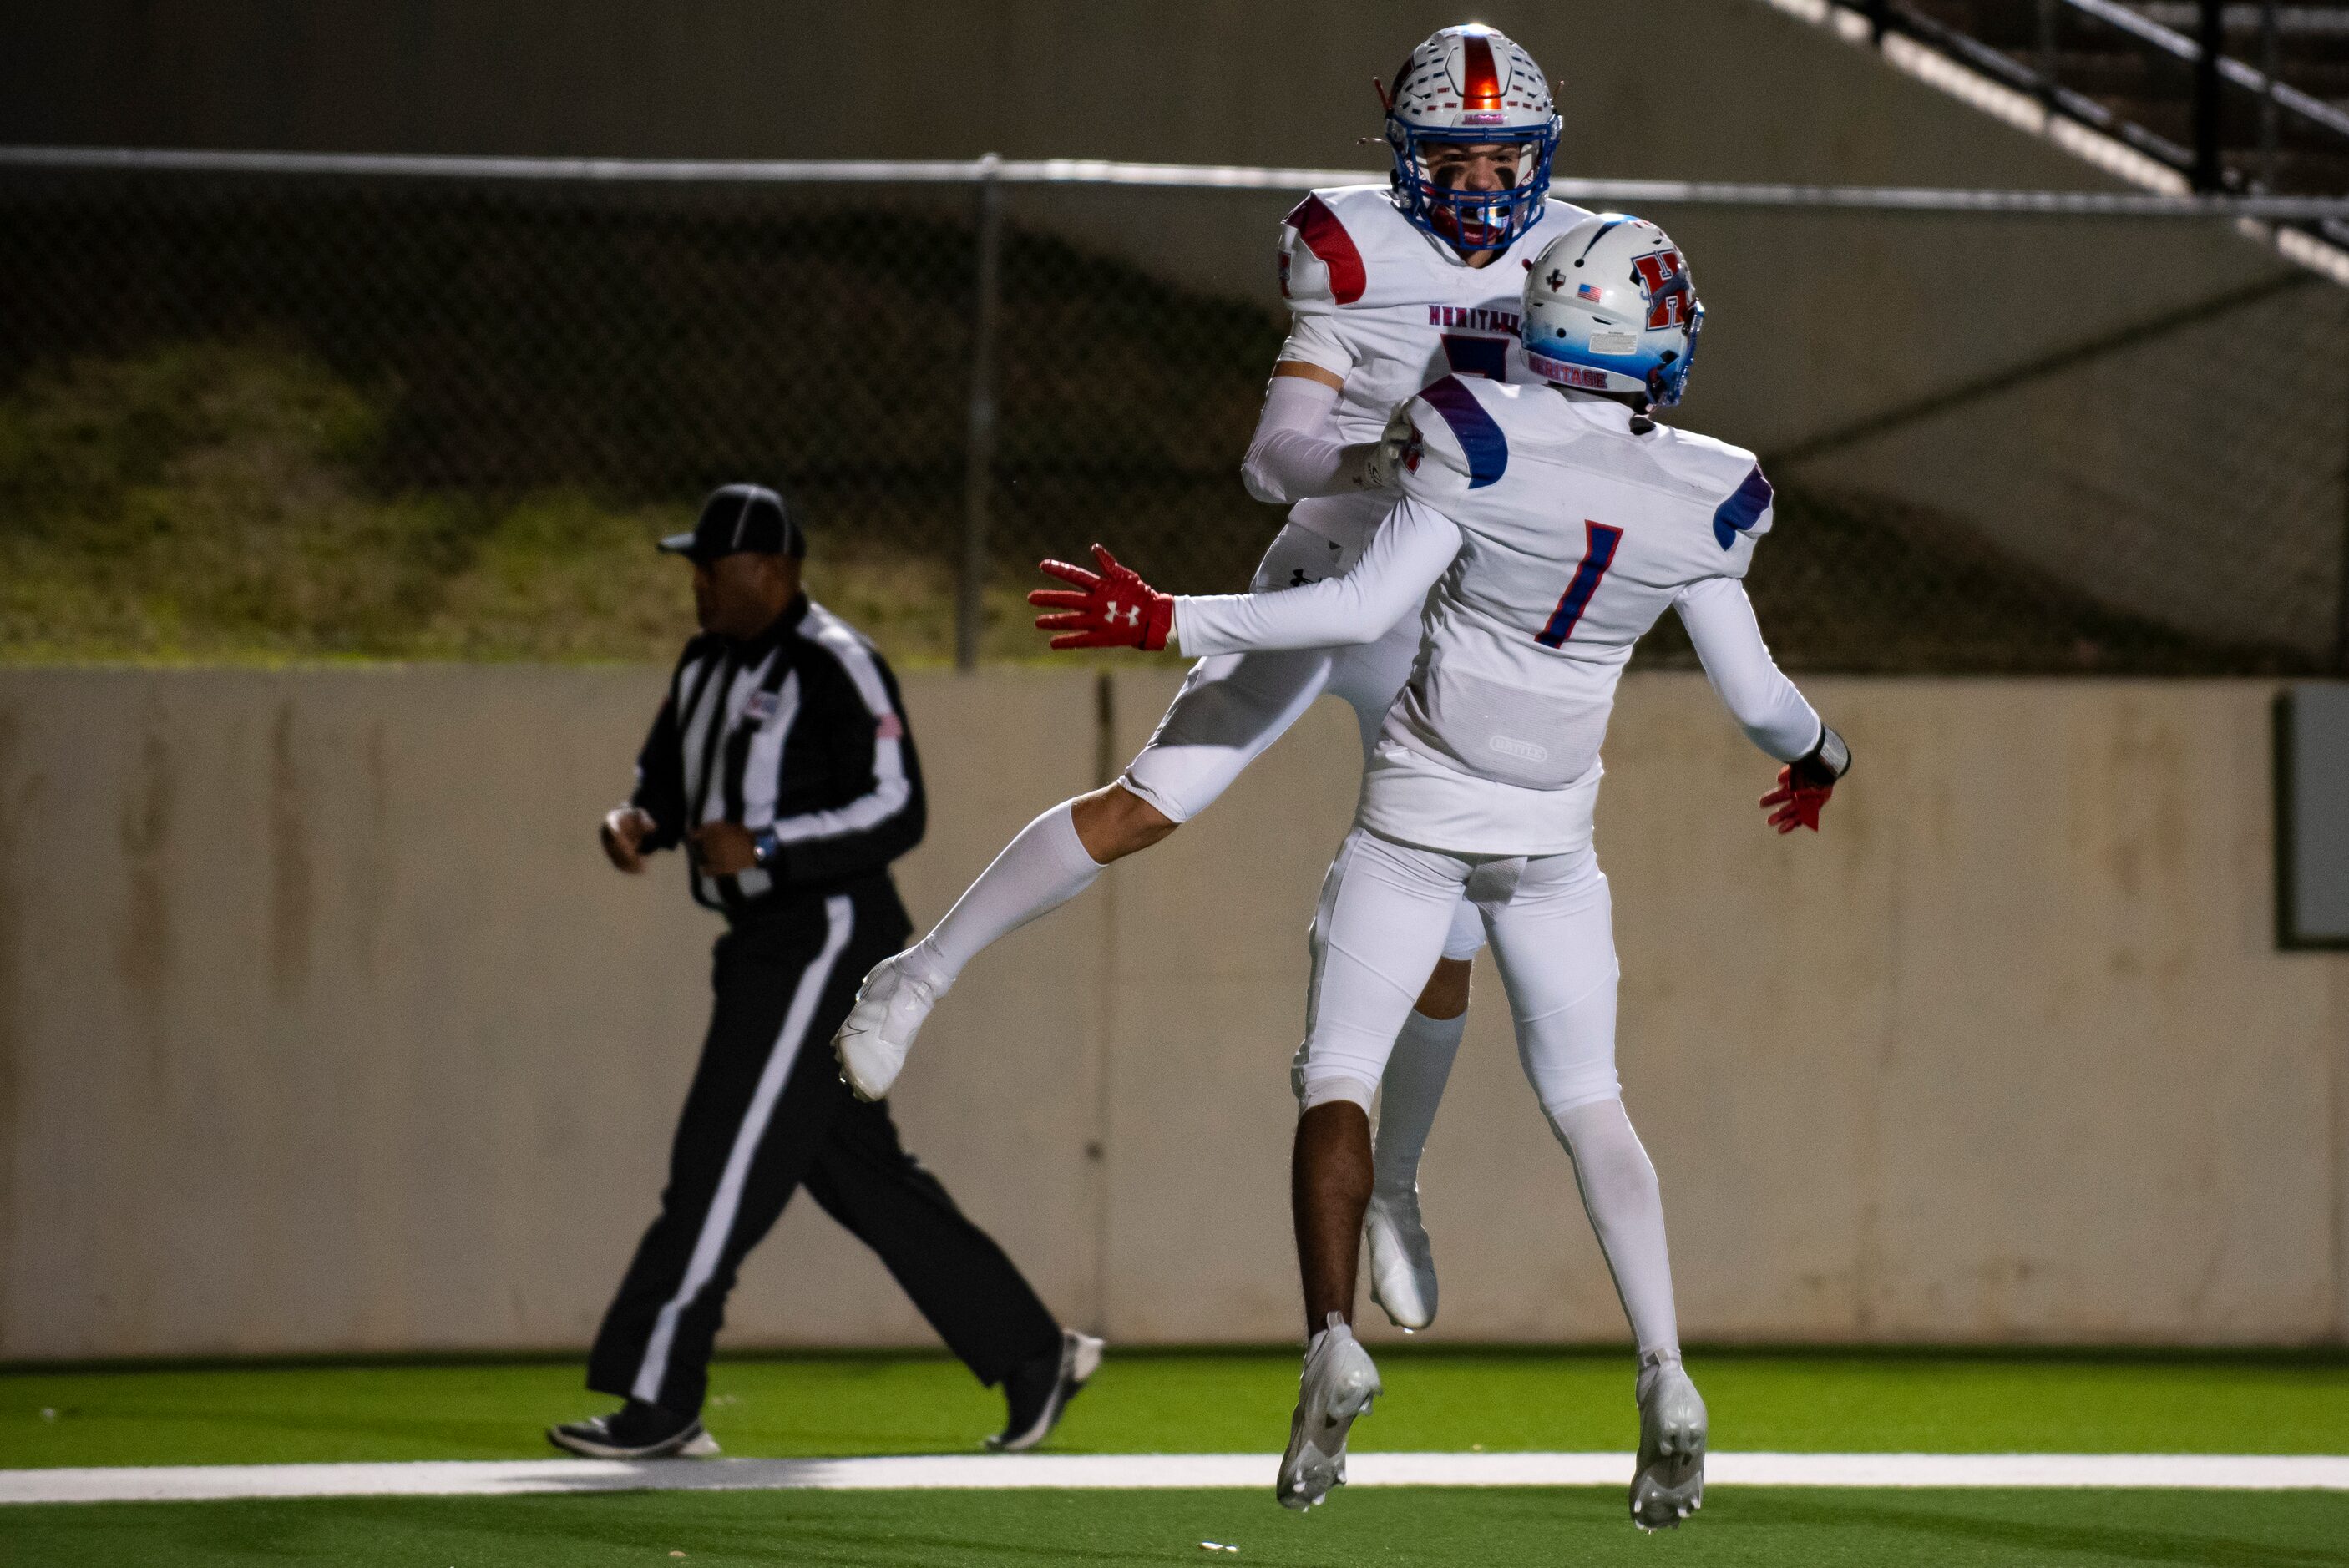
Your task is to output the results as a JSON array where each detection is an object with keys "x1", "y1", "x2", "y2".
[
  {"x1": 1673, "y1": 576, "x2": 1850, "y2": 832},
  {"x1": 1029, "y1": 501, "x2": 1459, "y2": 657},
  {"x1": 1031, "y1": 499, "x2": 1456, "y2": 659},
  {"x1": 1030, "y1": 546, "x2": 1175, "y2": 650},
  {"x1": 1174, "y1": 497, "x2": 1458, "y2": 655}
]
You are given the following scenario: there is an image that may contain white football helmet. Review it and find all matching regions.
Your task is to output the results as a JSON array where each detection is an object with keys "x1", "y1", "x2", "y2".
[
  {"x1": 1520, "y1": 215, "x2": 1704, "y2": 408},
  {"x1": 1383, "y1": 23, "x2": 1561, "y2": 253}
]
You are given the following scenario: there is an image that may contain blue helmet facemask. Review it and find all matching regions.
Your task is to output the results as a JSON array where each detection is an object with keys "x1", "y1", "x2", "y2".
[{"x1": 1385, "y1": 119, "x2": 1560, "y2": 256}]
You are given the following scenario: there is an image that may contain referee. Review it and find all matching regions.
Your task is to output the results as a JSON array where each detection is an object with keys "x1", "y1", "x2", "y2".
[{"x1": 551, "y1": 483, "x2": 1101, "y2": 1459}]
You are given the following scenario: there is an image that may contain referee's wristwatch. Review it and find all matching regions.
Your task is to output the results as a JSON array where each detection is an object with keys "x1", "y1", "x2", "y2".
[{"x1": 750, "y1": 827, "x2": 783, "y2": 873}]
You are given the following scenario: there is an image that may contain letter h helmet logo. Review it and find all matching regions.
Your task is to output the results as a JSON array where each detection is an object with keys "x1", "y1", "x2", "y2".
[{"x1": 1628, "y1": 250, "x2": 1694, "y2": 331}]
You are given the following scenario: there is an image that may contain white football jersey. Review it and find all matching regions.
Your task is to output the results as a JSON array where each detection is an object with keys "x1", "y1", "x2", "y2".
[
  {"x1": 1360, "y1": 377, "x2": 1779, "y2": 852},
  {"x1": 1274, "y1": 184, "x2": 1589, "y2": 551}
]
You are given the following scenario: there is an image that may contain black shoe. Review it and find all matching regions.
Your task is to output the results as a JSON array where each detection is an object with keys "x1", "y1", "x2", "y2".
[
  {"x1": 987, "y1": 1329, "x2": 1105, "y2": 1452},
  {"x1": 548, "y1": 1399, "x2": 720, "y2": 1459}
]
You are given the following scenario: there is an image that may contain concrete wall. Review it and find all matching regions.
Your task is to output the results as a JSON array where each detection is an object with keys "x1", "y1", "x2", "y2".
[{"x1": 2, "y1": 666, "x2": 2343, "y2": 1359}]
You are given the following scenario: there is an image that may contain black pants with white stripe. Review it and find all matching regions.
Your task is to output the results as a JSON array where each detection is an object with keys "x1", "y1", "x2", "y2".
[{"x1": 587, "y1": 880, "x2": 1061, "y2": 1415}]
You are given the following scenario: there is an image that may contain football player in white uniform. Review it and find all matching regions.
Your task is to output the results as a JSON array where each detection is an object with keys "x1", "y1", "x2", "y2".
[
  {"x1": 836, "y1": 25, "x2": 1587, "y2": 1331},
  {"x1": 1026, "y1": 215, "x2": 1851, "y2": 1529}
]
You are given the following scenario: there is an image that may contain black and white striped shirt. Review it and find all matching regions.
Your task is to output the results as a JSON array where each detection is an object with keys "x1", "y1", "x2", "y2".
[{"x1": 632, "y1": 595, "x2": 925, "y2": 915}]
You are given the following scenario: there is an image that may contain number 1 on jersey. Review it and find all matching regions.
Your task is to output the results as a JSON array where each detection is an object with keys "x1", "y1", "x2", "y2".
[{"x1": 1536, "y1": 522, "x2": 1624, "y2": 648}]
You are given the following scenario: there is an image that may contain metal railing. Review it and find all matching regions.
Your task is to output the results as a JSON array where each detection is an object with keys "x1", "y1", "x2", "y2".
[
  {"x1": 1857, "y1": 0, "x2": 2349, "y2": 229},
  {"x1": 13, "y1": 144, "x2": 2349, "y2": 215}
]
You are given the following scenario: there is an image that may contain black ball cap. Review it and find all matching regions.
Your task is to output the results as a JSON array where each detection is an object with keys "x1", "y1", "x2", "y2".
[{"x1": 658, "y1": 483, "x2": 805, "y2": 563}]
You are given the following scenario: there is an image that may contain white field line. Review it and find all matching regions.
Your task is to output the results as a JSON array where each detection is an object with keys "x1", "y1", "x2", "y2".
[{"x1": 6, "y1": 1451, "x2": 2349, "y2": 1505}]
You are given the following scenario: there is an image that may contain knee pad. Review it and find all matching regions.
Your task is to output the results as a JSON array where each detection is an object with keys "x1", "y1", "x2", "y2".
[
  {"x1": 1531, "y1": 1066, "x2": 1624, "y2": 1125},
  {"x1": 1114, "y1": 765, "x2": 1196, "y2": 827},
  {"x1": 1121, "y1": 649, "x2": 1331, "y2": 824},
  {"x1": 1292, "y1": 1039, "x2": 1379, "y2": 1113},
  {"x1": 1515, "y1": 971, "x2": 1621, "y2": 1120}
]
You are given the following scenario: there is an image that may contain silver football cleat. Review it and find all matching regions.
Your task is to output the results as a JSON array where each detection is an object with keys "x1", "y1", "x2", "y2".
[
  {"x1": 832, "y1": 949, "x2": 945, "y2": 1101},
  {"x1": 1630, "y1": 1355, "x2": 1707, "y2": 1531},
  {"x1": 1275, "y1": 1314, "x2": 1382, "y2": 1510},
  {"x1": 1364, "y1": 1186, "x2": 1438, "y2": 1332}
]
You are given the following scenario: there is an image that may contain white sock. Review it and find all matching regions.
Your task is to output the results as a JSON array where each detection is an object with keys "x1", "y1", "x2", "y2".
[
  {"x1": 1552, "y1": 1097, "x2": 1681, "y2": 1363},
  {"x1": 1371, "y1": 1008, "x2": 1466, "y2": 1198},
  {"x1": 913, "y1": 800, "x2": 1104, "y2": 984}
]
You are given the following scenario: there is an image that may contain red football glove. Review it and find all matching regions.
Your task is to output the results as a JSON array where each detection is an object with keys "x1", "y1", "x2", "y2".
[
  {"x1": 1029, "y1": 544, "x2": 1174, "y2": 651},
  {"x1": 1760, "y1": 764, "x2": 1833, "y2": 833},
  {"x1": 1759, "y1": 726, "x2": 1850, "y2": 834}
]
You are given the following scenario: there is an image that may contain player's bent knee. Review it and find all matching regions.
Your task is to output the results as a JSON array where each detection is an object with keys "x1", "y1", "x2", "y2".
[
  {"x1": 1538, "y1": 1080, "x2": 1628, "y2": 1131},
  {"x1": 1071, "y1": 783, "x2": 1179, "y2": 862},
  {"x1": 1295, "y1": 1069, "x2": 1378, "y2": 1115}
]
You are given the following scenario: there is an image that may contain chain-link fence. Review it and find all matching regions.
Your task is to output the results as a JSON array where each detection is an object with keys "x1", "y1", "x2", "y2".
[{"x1": 2, "y1": 150, "x2": 2344, "y2": 673}]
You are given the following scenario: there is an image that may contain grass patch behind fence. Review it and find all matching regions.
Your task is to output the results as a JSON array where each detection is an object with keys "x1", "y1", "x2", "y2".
[{"x1": 0, "y1": 336, "x2": 2308, "y2": 674}]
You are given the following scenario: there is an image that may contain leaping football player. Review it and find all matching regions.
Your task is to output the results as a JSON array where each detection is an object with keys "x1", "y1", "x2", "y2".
[
  {"x1": 1025, "y1": 216, "x2": 1851, "y2": 1529},
  {"x1": 835, "y1": 23, "x2": 1582, "y2": 1334}
]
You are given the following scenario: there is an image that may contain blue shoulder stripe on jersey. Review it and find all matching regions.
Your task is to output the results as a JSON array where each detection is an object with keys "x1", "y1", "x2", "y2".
[
  {"x1": 1712, "y1": 463, "x2": 1774, "y2": 549},
  {"x1": 1416, "y1": 375, "x2": 1508, "y2": 488}
]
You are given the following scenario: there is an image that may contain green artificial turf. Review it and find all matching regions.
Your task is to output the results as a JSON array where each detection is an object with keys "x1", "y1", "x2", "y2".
[
  {"x1": 7, "y1": 1485, "x2": 2349, "y2": 1568},
  {"x1": 6, "y1": 1349, "x2": 2348, "y2": 1471}
]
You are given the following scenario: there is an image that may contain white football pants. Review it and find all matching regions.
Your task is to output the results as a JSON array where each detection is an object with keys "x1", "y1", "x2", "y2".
[
  {"x1": 1294, "y1": 825, "x2": 1683, "y2": 1359},
  {"x1": 1296, "y1": 828, "x2": 1619, "y2": 1116},
  {"x1": 1123, "y1": 522, "x2": 1486, "y2": 965}
]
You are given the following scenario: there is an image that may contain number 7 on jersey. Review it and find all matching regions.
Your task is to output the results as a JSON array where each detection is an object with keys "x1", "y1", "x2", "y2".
[{"x1": 1536, "y1": 522, "x2": 1624, "y2": 647}]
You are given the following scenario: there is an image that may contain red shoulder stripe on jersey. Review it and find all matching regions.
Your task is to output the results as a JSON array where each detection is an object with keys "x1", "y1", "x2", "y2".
[
  {"x1": 1283, "y1": 194, "x2": 1367, "y2": 306},
  {"x1": 1461, "y1": 35, "x2": 1501, "y2": 109}
]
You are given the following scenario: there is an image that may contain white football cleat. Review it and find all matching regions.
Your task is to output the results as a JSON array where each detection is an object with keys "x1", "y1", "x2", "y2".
[
  {"x1": 1275, "y1": 1313, "x2": 1382, "y2": 1511},
  {"x1": 1364, "y1": 1186, "x2": 1438, "y2": 1332},
  {"x1": 1629, "y1": 1355, "x2": 1708, "y2": 1531},
  {"x1": 832, "y1": 949, "x2": 946, "y2": 1102}
]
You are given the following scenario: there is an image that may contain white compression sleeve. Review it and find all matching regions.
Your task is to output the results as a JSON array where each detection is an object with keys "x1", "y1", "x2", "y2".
[
  {"x1": 1174, "y1": 498, "x2": 1461, "y2": 656},
  {"x1": 1240, "y1": 372, "x2": 1350, "y2": 504},
  {"x1": 1373, "y1": 1007, "x2": 1467, "y2": 1198},
  {"x1": 913, "y1": 800, "x2": 1103, "y2": 983},
  {"x1": 1674, "y1": 575, "x2": 1822, "y2": 761},
  {"x1": 1552, "y1": 1097, "x2": 1682, "y2": 1362}
]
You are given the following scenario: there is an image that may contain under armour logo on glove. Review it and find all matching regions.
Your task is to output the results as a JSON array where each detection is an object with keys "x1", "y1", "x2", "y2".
[{"x1": 1029, "y1": 544, "x2": 1175, "y2": 651}]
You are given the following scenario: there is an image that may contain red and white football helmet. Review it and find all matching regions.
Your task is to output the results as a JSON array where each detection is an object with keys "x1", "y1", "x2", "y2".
[
  {"x1": 1382, "y1": 24, "x2": 1561, "y2": 254},
  {"x1": 1521, "y1": 215, "x2": 1704, "y2": 408}
]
